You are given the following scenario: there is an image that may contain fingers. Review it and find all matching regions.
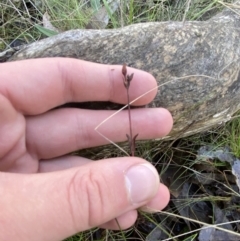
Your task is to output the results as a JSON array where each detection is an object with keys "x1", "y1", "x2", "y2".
[
  {"x1": 0, "y1": 94, "x2": 26, "y2": 168},
  {"x1": 26, "y1": 108, "x2": 173, "y2": 159},
  {"x1": 0, "y1": 157, "x2": 169, "y2": 240},
  {"x1": 99, "y1": 183, "x2": 170, "y2": 230},
  {"x1": 99, "y1": 210, "x2": 138, "y2": 230},
  {"x1": 141, "y1": 183, "x2": 170, "y2": 212},
  {"x1": 39, "y1": 155, "x2": 170, "y2": 231},
  {"x1": 39, "y1": 156, "x2": 170, "y2": 232},
  {"x1": 0, "y1": 58, "x2": 157, "y2": 115},
  {"x1": 38, "y1": 155, "x2": 92, "y2": 172}
]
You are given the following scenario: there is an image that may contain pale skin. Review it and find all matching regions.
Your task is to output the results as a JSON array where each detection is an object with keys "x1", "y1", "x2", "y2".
[{"x1": 0, "y1": 58, "x2": 173, "y2": 241}]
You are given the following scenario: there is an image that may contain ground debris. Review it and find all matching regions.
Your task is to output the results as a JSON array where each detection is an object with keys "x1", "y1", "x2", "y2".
[
  {"x1": 199, "y1": 206, "x2": 239, "y2": 241},
  {"x1": 197, "y1": 145, "x2": 240, "y2": 191}
]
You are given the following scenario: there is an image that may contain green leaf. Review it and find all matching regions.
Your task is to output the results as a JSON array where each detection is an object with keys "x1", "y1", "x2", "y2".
[{"x1": 34, "y1": 24, "x2": 58, "y2": 37}]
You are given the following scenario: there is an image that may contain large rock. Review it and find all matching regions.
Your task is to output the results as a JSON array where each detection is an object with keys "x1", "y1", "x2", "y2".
[{"x1": 2, "y1": 1, "x2": 240, "y2": 139}]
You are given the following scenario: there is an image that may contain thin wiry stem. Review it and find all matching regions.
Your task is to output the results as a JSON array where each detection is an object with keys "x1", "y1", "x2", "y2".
[
  {"x1": 126, "y1": 86, "x2": 134, "y2": 156},
  {"x1": 126, "y1": 88, "x2": 132, "y2": 140}
]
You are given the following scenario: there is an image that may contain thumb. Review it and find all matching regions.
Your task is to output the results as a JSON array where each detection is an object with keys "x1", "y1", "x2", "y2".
[{"x1": 0, "y1": 157, "x2": 160, "y2": 241}]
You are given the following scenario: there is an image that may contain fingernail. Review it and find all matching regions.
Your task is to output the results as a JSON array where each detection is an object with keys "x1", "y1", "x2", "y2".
[{"x1": 124, "y1": 163, "x2": 159, "y2": 204}]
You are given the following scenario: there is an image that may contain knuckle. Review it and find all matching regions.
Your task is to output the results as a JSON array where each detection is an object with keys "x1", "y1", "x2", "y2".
[
  {"x1": 67, "y1": 169, "x2": 108, "y2": 229},
  {"x1": 107, "y1": 65, "x2": 115, "y2": 102},
  {"x1": 74, "y1": 113, "x2": 91, "y2": 148},
  {"x1": 56, "y1": 59, "x2": 74, "y2": 102}
]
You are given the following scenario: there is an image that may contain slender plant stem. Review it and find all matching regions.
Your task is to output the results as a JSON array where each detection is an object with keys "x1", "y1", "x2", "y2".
[{"x1": 127, "y1": 87, "x2": 134, "y2": 156}]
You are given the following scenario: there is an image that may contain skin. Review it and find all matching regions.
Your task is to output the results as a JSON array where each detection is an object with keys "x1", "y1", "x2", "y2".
[{"x1": 0, "y1": 58, "x2": 173, "y2": 241}]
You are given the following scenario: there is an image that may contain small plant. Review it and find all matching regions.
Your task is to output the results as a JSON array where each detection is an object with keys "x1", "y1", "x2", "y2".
[{"x1": 122, "y1": 64, "x2": 138, "y2": 156}]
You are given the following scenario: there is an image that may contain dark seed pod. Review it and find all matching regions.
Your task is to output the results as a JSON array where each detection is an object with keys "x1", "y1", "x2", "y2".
[
  {"x1": 122, "y1": 64, "x2": 127, "y2": 77},
  {"x1": 127, "y1": 73, "x2": 134, "y2": 82}
]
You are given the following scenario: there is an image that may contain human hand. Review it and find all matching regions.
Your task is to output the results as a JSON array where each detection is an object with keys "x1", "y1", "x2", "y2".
[{"x1": 0, "y1": 58, "x2": 173, "y2": 240}]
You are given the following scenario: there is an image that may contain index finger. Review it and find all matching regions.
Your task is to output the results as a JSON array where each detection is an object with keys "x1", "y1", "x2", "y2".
[{"x1": 0, "y1": 58, "x2": 158, "y2": 115}]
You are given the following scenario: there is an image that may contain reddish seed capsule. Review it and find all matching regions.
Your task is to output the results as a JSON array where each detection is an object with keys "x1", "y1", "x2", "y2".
[
  {"x1": 127, "y1": 73, "x2": 134, "y2": 82},
  {"x1": 122, "y1": 64, "x2": 127, "y2": 77}
]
